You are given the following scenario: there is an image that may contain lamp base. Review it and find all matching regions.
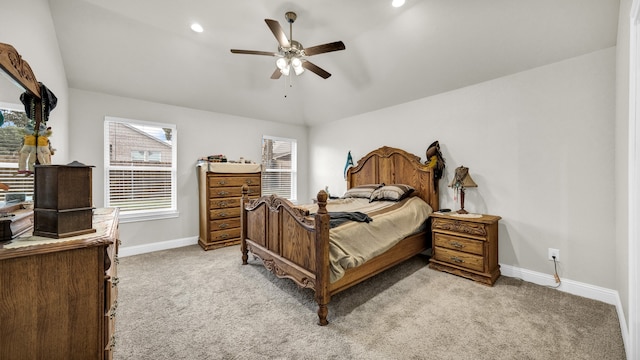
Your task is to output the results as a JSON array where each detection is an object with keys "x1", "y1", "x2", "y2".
[{"x1": 456, "y1": 209, "x2": 469, "y2": 214}]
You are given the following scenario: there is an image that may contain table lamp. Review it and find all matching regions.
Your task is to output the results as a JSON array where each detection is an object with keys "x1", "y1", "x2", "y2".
[{"x1": 449, "y1": 166, "x2": 477, "y2": 214}]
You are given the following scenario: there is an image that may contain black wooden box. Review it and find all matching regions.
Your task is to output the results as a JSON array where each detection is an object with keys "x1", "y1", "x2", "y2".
[{"x1": 33, "y1": 164, "x2": 96, "y2": 238}]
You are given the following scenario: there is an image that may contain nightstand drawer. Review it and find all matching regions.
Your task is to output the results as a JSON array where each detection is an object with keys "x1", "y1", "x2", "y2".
[
  {"x1": 434, "y1": 233, "x2": 483, "y2": 256},
  {"x1": 433, "y1": 247, "x2": 484, "y2": 272},
  {"x1": 432, "y1": 218, "x2": 487, "y2": 237}
]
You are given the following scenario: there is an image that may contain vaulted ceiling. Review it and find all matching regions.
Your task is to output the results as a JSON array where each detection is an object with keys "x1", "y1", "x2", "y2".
[{"x1": 48, "y1": 0, "x2": 619, "y2": 126}]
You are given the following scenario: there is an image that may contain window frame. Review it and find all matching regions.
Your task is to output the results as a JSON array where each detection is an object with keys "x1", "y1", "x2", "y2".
[
  {"x1": 261, "y1": 135, "x2": 297, "y2": 203},
  {"x1": 104, "y1": 116, "x2": 178, "y2": 223},
  {"x1": 0, "y1": 101, "x2": 34, "y2": 202}
]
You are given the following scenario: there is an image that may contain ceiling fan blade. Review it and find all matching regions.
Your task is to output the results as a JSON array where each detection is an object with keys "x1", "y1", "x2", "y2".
[
  {"x1": 271, "y1": 68, "x2": 282, "y2": 79},
  {"x1": 302, "y1": 61, "x2": 331, "y2": 79},
  {"x1": 303, "y1": 41, "x2": 346, "y2": 56},
  {"x1": 265, "y1": 19, "x2": 290, "y2": 48},
  {"x1": 230, "y1": 49, "x2": 279, "y2": 56}
]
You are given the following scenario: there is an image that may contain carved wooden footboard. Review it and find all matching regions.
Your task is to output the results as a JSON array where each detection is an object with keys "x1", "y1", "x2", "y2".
[
  {"x1": 241, "y1": 189, "x2": 331, "y2": 324},
  {"x1": 241, "y1": 146, "x2": 441, "y2": 325}
]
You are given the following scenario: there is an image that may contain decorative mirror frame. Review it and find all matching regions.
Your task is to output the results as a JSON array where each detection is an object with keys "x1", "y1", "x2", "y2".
[{"x1": 0, "y1": 42, "x2": 43, "y2": 130}]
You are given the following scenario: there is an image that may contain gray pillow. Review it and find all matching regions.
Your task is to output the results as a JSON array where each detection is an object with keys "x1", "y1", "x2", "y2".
[
  {"x1": 342, "y1": 184, "x2": 383, "y2": 199},
  {"x1": 369, "y1": 184, "x2": 415, "y2": 202}
]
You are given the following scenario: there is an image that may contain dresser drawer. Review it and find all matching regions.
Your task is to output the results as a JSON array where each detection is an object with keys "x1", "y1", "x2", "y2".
[
  {"x1": 210, "y1": 228, "x2": 241, "y2": 242},
  {"x1": 209, "y1": 207, "x2": 240, "y2": 220},
  {"x1": 433, "y1": 246, "x2": 484, "y2": 272},
  {"x1": 434, "y1": 233, "x2": 483, "y2": 256},
  {"x1": 209, "y1": 185, "x2": 260, "y2": 198},
  {"x1": 210, "y1": 217, "x2": 240, "y2": 231},
  {"x1": 209, "y1": 175, "x2": 260, "y2": 188},
  {"x1": 209, "y1": 198, "x2": 241, "y2": 209},
  {"x1": 432, "y1": 218, "x2": 487, "y2": 237}
]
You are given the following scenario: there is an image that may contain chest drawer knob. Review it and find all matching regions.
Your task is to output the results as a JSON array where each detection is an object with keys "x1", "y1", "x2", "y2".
[
  {"x1": 217, "y1": 201, "x2": 228, "y2": 207},
  {"x1": 111, "y1": 277, "x2": 120, "y2": 287},
  {"x1": 219, "y1": 223, "x2": 229, "y2": 229},
  {"x1": 217, "y1": 190, "x2": 229, "y2": 196},
  {"x1": 451, "y1": 256, "x2": 464, "y2": 264},
  {"x1": 246, "y1": 179, "x2": 253, "y2": 185}
]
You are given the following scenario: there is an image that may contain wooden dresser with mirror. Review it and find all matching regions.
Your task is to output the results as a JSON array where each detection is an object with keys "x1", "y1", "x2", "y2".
[{"x1": 0, "y1": 42, "x2": 120, "y2": 359}]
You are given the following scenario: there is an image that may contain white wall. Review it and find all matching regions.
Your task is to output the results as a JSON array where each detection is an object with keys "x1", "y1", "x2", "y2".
[
  {"x1": 309, "y1": 48, "x2": 617, "y2": 289},
  {"x1": 0, "y1": 0, "x2": 69, "y2": 163},
  {"x1": 68, "y1": 89, "x2": 308, "y2": 248}
]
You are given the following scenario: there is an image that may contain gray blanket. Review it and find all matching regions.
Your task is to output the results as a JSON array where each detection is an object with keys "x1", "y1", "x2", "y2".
[{"x1": 328, "y1": 211, "x2": 372, "y2": 228}]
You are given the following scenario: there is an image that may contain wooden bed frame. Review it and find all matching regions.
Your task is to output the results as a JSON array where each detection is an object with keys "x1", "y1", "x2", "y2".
[{"x1": 240, "y1": 146, "x2": 440, "y2": 325}]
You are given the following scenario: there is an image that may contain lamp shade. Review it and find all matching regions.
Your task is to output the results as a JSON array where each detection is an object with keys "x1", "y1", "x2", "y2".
[{"x1": 449, "y1": 166, "x2": 477, "y2": 188}]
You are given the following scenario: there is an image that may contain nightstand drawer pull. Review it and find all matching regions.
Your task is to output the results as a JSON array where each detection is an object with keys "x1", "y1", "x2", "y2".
[
  {"x1": 218, "y1": 180, "x2": 227, "y2": 185},
  {"x1": 451, "y1": 256, "x2": 464, "y2": 263},
  {"x1": 449, "y1": 241, "x2": 464, "y2": 249}
]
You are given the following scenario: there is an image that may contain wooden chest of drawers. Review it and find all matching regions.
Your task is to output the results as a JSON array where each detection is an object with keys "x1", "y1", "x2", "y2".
[
  {"x1": 198, "y1": 164, "x2": 261, "y2": 250},
  {"x1": 428, "y1": 213, "x2": 501, "y2": 286}
]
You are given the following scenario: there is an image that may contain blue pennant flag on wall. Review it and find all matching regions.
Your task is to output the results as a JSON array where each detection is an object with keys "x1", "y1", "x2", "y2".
[{"x1": 344, "y1": 150, "x2": 354, "y2": 179}]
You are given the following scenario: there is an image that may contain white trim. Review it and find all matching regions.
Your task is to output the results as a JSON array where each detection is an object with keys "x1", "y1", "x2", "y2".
[
  {"x1": 118, "y1": 209, "x2": 179, "y2": 223},
  {"x1": 500, "y1": 263, "x2": 629, "y2": 354},
  {"x1": 119, "y1": 236, "x2": 197, "y2": 257},
  {"x1": 0, "y1": 101, "x2": 23, "y2": 111},
  {"x1": 630, "y1": 2, "x2": 640, "y2": 359}
]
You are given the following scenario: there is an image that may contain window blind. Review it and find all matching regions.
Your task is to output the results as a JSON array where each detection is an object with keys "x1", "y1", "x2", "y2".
[
  {"x1": 261, "y1": 136, "x2": 296, "y2": 202},
  {"x1": 0, "y1": 108, "x2": 33, "y2": 201},
  {"x1": 105, "y1": 117, "x2": 176, "y2": 217}
]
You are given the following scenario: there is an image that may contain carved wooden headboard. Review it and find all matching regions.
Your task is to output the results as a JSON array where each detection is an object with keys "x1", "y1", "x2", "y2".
[{"x1": 346, "y1": 146, "x2": 440, "y2": 211}]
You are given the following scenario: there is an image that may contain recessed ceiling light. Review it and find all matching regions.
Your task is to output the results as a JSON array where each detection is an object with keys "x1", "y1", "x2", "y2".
[
  {"x1": 190, "y1": 23, "x2": 204, "y2": 33},
  {"x1": 392, "y1": 0, "x2": 405, "y2": 7}
]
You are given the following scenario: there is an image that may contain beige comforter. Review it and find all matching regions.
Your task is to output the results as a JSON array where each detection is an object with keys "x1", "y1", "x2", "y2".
[{"x1": 299, "y1": 196, "x2": 433, "y2": 283}]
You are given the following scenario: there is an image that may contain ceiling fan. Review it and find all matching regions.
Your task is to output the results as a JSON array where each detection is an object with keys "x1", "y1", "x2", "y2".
[{"x1": 230, "y1": 11, "x2": 345, "y2": 80}]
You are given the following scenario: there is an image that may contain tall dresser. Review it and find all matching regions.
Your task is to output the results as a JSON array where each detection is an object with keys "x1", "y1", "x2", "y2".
[
  {"x1": 197, "y1": 162, "x2": 261, "y2": 250},
  {"x1": 0, "y1": 208, "x2": 120, "y2": 360}
]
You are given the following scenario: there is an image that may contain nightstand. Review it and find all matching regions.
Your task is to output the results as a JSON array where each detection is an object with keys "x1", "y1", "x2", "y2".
[{"x1": 428, "y1": 212, "x2": 501, "y2": 286}]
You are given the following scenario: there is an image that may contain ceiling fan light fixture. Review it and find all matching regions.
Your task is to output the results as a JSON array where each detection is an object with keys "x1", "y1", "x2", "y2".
[
  {"x1": 276, "y1": 57, "x2": 288, "y2": 70},
  {"x1": 291, "y1": 57, "x2": 304, "y2": 75},
  {"x1": 190, "y1": 23, "x2": 204, "y2": 33}
]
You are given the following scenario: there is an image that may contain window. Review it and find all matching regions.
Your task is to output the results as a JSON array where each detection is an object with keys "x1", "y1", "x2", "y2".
[
  {"x1": 261, "y1": 135, "x2": 297, "y2": 202},
  {"x1": 0, "y1": 103, "x2": 34, "y2": 202},
  {"x1": 104, "y1": 117, "x2": 177, "y2": 222}
]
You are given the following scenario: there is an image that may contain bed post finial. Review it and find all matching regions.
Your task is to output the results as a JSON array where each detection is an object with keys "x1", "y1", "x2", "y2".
[
  {"x1": 315, "y1": 189, "x2": 330, "y2": 325},
  {"x1": 240, "y1": 184, "x2": 249, "y2": 265}
]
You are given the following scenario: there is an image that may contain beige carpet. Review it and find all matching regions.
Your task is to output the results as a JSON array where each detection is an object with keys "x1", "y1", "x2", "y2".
[{"x1": 114, "y1": 245, "x2": 625, "y2": 359}]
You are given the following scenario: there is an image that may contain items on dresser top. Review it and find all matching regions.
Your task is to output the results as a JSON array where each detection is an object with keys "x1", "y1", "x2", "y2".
[
  {"x1": 33, "y1": 163, "x2": 95, "y2": 238},
  {"x1": 197, "y1": 162, "x2": 261, "y2": 251},
  {"x1": 0, "y1": 202, "x2": 34, "y2": 242},
  {"x1": 429, "y1": 212, "x2": 501, "y2": 286}
]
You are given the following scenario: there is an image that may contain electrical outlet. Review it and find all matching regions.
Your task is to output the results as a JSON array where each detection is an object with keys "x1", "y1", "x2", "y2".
[{"x1": 548, "y1": 248, "x2": 560, "y2": 261}]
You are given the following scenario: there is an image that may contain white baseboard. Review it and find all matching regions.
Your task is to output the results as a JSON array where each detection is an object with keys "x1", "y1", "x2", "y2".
[
  {"x1": 500, "y1": 263, "x2": 629, "y2": 357},
  {"x1": 119, "y1": 236, "x2": 198, "y2": 257}
]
